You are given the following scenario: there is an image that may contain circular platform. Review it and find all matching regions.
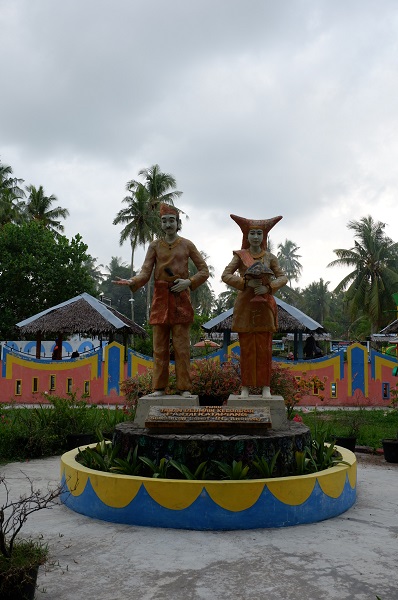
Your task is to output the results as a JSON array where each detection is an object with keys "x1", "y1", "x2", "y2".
[
  {"x1": 113, "y1": 421, "x2": 311, "y2": 477},
  {"x1": 60, "y1": 445, "x2": 357, "y2": 530}
]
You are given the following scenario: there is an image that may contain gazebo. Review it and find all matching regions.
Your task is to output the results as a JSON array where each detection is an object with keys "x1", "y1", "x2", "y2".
[
  {"x1": 16, "y1": 292, "x2": 147, "y2": 360},
  {"x1": 202, "y1": 297, "x2": 327, "y2": 359}
]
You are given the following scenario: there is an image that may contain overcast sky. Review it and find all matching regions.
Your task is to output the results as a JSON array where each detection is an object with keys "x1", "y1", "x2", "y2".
[{"x1": 1, "y1": 0, "x2": 398, "y2": 297}]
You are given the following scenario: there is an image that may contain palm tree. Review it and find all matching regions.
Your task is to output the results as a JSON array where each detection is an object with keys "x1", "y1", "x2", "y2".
[
  {"x1": 115, "y1": 165, "x2": 183, "y2": 322},
  {"x1": 328, "y1": 215, "x2": 398, "y2": 332},
  {"x1": 0, "y1": 160, "x2": 25, "y2": 226},
  {"x1": 83, "y1": 256, "x2": 105, "y2": 291},
  {"x1": 277, "y1": 239, "x2": 303, "y2": 284},
  {"x1": 134, "y1": 164, "x2": 182, "y2": 211},
  {"x1": 212, "y1": 287, "x2": 237, "y2": 316},
  {"x1": 189, "y1": 251, "x2": 215, "y2": 316},
  {"x1": 113, "y1": 184, "x2": 157, "y2": 322},
  {"x1": 300, "y1": 278, "x2": 331, "y2": 324},
  {"x1": 23, "y1": 185, "x2": 69, "y2": 235}
]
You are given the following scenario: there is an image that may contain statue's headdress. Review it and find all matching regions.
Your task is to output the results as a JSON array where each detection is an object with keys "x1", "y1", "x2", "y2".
[
  {"x1": 160, "y1": 203, "x2": 179, "y2": 217},
  {"x1": 230, "y1": 214, "x2": 282, "y2": 250}
]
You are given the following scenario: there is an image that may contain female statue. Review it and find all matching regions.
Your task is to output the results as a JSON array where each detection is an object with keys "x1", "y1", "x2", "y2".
[{"x1": 222, "y1": 214, "x2": 287, "y2": 398}]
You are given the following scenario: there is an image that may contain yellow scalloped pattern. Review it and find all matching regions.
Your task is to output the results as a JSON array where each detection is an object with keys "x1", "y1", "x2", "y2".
[
  {"x1": 206, "y1": 481, "x2": 266, "y2": 511},
  {"x1": 266, "y1": 476, "x2": 316, "y2": 505},
  {"x1": 61, "y1": 447, "x2": 356, "y2": 511},
  {"x1": 143, "y1": 480, "x2": 204, "y2": 510},
  {"x1": 317, "y1": 468, "x2": 348, "y2": 498}
]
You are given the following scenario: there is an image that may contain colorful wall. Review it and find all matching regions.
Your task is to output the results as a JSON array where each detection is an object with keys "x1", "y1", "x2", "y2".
[{"x1": 0, "y1": 341, "x2": 397, "y2": 406}]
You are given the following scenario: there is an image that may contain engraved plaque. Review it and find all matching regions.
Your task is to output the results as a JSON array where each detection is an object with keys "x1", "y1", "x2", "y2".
[{"x1": 145, "y1": 406, "x2": 272, "y2": 433}]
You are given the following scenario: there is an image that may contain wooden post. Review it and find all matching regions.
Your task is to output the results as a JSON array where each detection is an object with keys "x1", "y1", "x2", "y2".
[{"x1": 36, "y1": 333, "x2": 42, "y2": 359}]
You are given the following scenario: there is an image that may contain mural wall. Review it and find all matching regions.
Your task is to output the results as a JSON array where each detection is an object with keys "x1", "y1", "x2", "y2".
[{"x1": 0, "y1": 342, "x2": 397, "y2": 407}]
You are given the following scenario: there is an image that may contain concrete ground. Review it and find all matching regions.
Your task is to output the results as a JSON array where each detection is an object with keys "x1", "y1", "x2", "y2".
[{"x1": 0, "y1": 453, "x2": 397, "y2": 600}]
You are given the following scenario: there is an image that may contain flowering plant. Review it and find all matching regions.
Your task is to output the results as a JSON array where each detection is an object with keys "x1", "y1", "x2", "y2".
[
  {"x1": 120, "y1": 358, "x2": 326, "y2": 417},
  {"x1": 190, "y1": 359, "x2": 241, "y2": 400},
  {"x1": 271, "y1": 366, "x2": 326, "y2": 419}
]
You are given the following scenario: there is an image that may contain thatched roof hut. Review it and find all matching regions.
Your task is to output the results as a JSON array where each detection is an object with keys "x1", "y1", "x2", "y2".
[
  {"x1": 202, "y1": 297, "x2": 327, "y2": 359},
  {"x1": 203, "y1": 297, "x2": 326, "y2": 334},
  {"x1": 16, "y1": 292, "x2": 146, "y2": 359}
]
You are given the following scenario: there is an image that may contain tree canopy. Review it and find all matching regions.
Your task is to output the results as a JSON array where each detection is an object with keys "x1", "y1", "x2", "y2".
[
  {"x1": 0, "y1": 222, "x2": 96, "y2": 338},
  {"x1": 328, "y1": 215, "x2": 398, "y2": 332}
]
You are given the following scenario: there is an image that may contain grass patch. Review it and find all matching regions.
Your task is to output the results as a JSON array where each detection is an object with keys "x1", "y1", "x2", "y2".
[
  {"x1": 300, "y1": 409, "x2": 398, "y2": 449},
  {"x1": 0, "y1": 396, "x2": 131, "y2": 463}
]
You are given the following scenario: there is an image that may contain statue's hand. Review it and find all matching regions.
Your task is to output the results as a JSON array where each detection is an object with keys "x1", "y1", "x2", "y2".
[
  {"x1": 170, "y1": 278, "x2": 191, "y2": 293},
  {"x1": 112, "y1": 276, "x2": 133, "y2": 286},
  {"x1": 247, "y1": 279, "x2": 269, "y2": 294},
  {"x1": 254, "y1": 284, "x2": 269, "y2": 295}
]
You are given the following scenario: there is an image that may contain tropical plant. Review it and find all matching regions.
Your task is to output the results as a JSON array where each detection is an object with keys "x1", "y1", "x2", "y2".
[
  {"x1": 83, "y1": 256, "x2": 105, "y2": 291},
  {"x1": 212, "y1": 459, "x2": 250, "y2": 480},
  {"x1": 22, "y1": 184, "x2": 69, "y2": 235},
  {"x1": 135, "y1": 164, "x2": 182, "y2": 211},
  {"x1": 110, "y1": 446, "x2": 142, "y2": 476},
  {"x1": 252, "y1": 450, "x2": 280, "y2": 478},
  {"x1": 139, "y1": 456, "x2": 171, "y2": 478},
  {"x1": 328, "y1": 215, "x2": 398, "y2": 332},
  {"x1": 212, "y1": 287, "x2": 237, "y2": 316},
  {"x1": 294, "y1": 434, "x2": 347, "y2": 475},
  {"x1": 76, "y1": 439, "x2": 121, "y2": 472},
  {"x1": 277, "y1": 239, "x2": 303, "y2": 284},
  {"x1": 189, "y1": 251, "x2": 215, "y2": 316},
  {"x1": 169, "y1": 459, "x2": 208, "y2": 480},
  {"x1": 99, "y1": 256, "x2": 147, "y2": 326},
  {"x1": 114, "y1": 164, "x2": 183, "y2": 321},
  {"x1": 300, "y1": 278, "x2": 331, "y2": 324},
  {"x1": 0, "y1": 161, "x2": 26, "y2": 227}
]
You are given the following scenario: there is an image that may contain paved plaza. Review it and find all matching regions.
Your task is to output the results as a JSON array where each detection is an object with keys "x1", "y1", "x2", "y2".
[{"x1": 1, "y1": 453, "x2": 397, "y2": 600}]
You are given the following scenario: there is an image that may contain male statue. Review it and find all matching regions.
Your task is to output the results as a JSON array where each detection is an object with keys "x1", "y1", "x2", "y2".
[{"x1": 114, "y1": 203, "x2": 209, "y2": 397}]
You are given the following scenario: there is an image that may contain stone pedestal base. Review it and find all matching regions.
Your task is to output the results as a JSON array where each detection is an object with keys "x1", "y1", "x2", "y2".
[
  {"x1": 133, "y1": 394, "x2": 199, "y2": 428},
  {"x1": 227, "y1": 395, "x2": 287, "y2": 431}
]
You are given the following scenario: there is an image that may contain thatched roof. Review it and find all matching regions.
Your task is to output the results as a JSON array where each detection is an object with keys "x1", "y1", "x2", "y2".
[
  {"x1": 202, "y1": 297, "x2": 326, "y2": 334},
  {"x1": 16, "y1": 293, "x2": 146, "y2": 337},
  {"x1": 379, "y1": 319, "x2": 398, "y2": 336}
]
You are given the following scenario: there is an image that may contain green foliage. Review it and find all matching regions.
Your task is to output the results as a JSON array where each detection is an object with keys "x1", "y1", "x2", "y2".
[
  {"x1": 0, "y1": 397, "x2": 128, "y2": 462},
  {"x1": 120, "y1": 358, "x2": 325, "y2": 415},
  {"x1": 212, "y1": 459, "x2": 250, "y2": 480},
  {"x1": 277, "y1": 239, "x2": 303, "y2": 284},
  {"x1": 76, "y1": 439, "x2": 121, "y2": 472},
  {"x1": 328, "y1": 215, "x2": 398, "y2": 332},
  {"x1": 0, "y1": 540, "x2": 48, "y2": 597},
  {"x1": 169, "y1": 459, "x2": 208, "y2": 480},
  {"x1": 139, "y1": 456, "x2": 171, "y2": 478},
  {"x1": 0, "y1": 222, "x2": 96, "y2": 338},
  {"x1": 190, "y1": 359, "x2": 241, "y2": 400},
  {"x1": 99, "y1": 256, "x2": 148, "y2": 327},
  {"x1": 252, "y1": 451, "x2": 280, "y2": 478},
  {"x1": 110, "y1": 446, "x2": 142, "y2": 476},
  {"x1": 300, "y1": 408, "x2": 398, "y2": 449},
  {"x1": 133, "y1": 323, "x2": 154, "y2": 356}
]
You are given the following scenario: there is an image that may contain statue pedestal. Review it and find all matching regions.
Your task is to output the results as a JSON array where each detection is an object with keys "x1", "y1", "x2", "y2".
[
  {"x1": 227, "y1": 395, "x2": 287, "y2": 431},
  {"x1": 133, "y1": 394, "x2": 199, "y2": 428}
]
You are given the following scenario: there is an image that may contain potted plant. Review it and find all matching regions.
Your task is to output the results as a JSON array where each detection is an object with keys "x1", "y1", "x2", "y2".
[
  {"x1": 382, "y1": 384, "x2": 398, "y2": 462},
  {"x1": 190, "y1": 359, "x2": 241, "y2": 406},
  {"x1": 0, "y1": 474, "x2": 62, "y2": 599},
  {"x1": 334, "y1": 409, "x2": 365, "y2": 452}
]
